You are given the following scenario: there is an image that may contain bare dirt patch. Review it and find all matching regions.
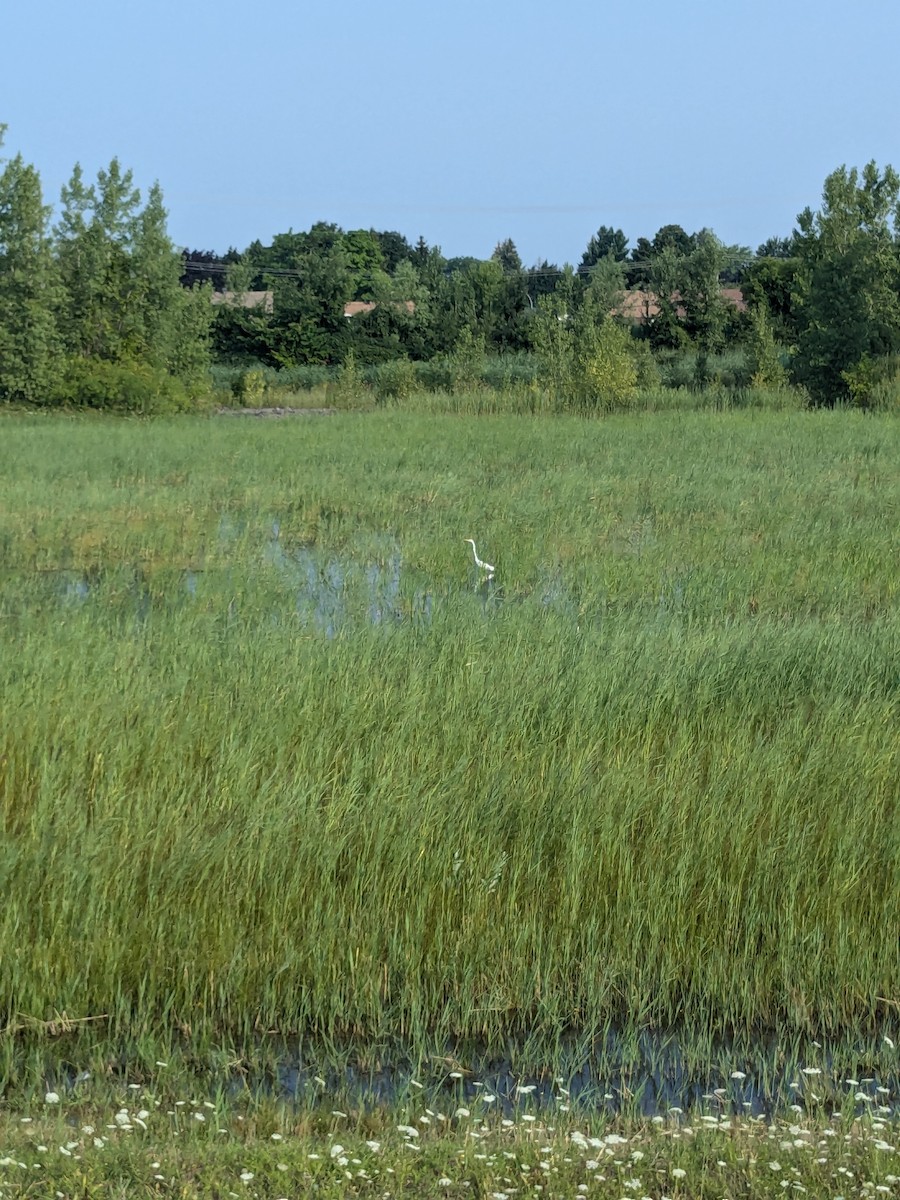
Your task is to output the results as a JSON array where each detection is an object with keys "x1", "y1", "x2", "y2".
[{"x1": 215, "y1": 406, "x2": 338, "y2": 418}]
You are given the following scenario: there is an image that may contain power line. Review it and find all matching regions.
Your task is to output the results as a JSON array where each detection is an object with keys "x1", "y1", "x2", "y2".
[{"x1": 181, "y1": 258, "x2": 662, "y2": 282}]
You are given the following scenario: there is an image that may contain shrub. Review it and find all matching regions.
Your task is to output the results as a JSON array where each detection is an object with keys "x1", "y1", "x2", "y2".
[
  {"x1": 231, "y1": 368, "x2": 267, "y2": 406},
  {"x1": 371, "y1": 358, "x2": 418, "y2": 404},
  {"x1": 577, "y1": 321, "x2": 639, "y2": 411},
  {"x1": 746, "y1": 304, "x2": 789, "y2": 389},
  {"x1": 55, "y1": 357, "x2": 192, "y2": 414}
]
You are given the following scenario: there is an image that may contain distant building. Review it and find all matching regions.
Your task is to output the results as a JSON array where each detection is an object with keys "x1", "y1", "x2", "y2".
[
  {"x1": 616, "y1": 288, "x2": 747, "y2": 323},
  {"x1": 343, "y1": 300, "x2": 416, "y2": 318},
  {"x1": 211, "y1": 290, "x2": 274, "y2": 315}
]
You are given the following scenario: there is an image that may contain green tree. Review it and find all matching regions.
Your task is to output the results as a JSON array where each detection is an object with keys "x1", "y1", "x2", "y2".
[
  {"x1": 490, "y1": 240, "x2": 532, "y2": 350},
  {"x1": 53, "y1": 159, "x2": 211, "y2": 398},
  {"x1": 349, "y1": 261, "x2": 432, "y2": 364},
  {"x1": 54, "y1": 160, "x2": 140, "y2": 361},
  {"x1": 128, "y1": 182, "x2": 212, "y2": 385},
  {"x1": 792, "y1": 161, "x2": 900, "y2": 404},
  {"x1": 756, "y1": 235, "x2": 795, "y2": 259},
  {"x1": 266, "y1": 224, "x2": 352, "y2": 365},
  {"x1": 531, "y1": 267, "x2": 576, "y2": 404},
  {"x1": 652, "y1": 224, "x2": 694, "y2": 257},
  {"x1": 678, "y1": 229, "x2": 729, "y2": 354},
  {"x1": 0, "y1": 144, "x2": 63, "y2": 403},
  {"x1": 644, "y1": 245, "x2": 686, "y2": 349},
  {"x1": 492, "y1": 237, "x2": 523, "y2": 273},
  {"x1": 343, "y1": 229, "x2": 385, "y2": 299},
  {"x1": 372, "y1": 230, "x2": 413, "y2": 273},
  {"x1": 581, "y1": 254, "x2": 627, "y2": 315},
  {"x1": 719, "y1": 241, "x2": 753, "y2": 283},
  {"x1": 580, "y1": 225, "x2": 629, "y2": 272},
  {"x1": 746, "y1": 303, "x2": 788, "y2": 389},
  {"x1": 741, "y1": 255, "x2": 799, "y2": 343},
  {"x1": 577, "y1": 319, "x2": 638, "y2": 411}
]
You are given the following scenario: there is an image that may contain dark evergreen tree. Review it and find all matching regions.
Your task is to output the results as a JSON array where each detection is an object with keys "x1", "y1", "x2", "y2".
[{"x1": 580, "y1": 226, "x2": 629, "y2": 272}]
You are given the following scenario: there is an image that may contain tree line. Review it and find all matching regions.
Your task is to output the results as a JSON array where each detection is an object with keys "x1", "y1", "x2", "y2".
[
  {"x1": 2, "y1": 120, "x2": 900, "y2": 409},
  {"x1": 0, "y1": 126, "x2": 212, "y2": 411}
]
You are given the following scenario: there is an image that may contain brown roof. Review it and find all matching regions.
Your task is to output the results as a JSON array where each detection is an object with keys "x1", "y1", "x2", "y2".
[
  {"x1": 616, "y1": 288, "x2": 747, "y2": 322},
  {"x1": 211, "y1": 290, "x2": 274, "y2": 314},
  {"x1": 343, "y1": 300, "x2": 416, "y2": 318}
]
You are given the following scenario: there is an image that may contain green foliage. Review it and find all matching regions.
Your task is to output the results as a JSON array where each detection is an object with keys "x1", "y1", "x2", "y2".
[
  {"x1": 491, "y1": 236, "x2": 523, "y2": 272},
  {"x1": 231, "y1": 367, "x2": 267, "y2": 406},
  {"x1": 678, "y1": 229, "x2": 729, "y2": 351},
  {"x1": 53, "y1": 160, "x2": 212, "y2": 391},
  {"x1": 580, "y1": 224, "x2": 629, "y2": 270},
  {"x1": 54, "y1": 160, "x2": 141, "y2": 362},
  {"x1": 447, "y1": 325, "x2": 487, "y2": 392},
  {"x1": 0, "y1": 153, "x2": 63, "y2": 404},
  {"x1": 342, "y1": 227, "x2": 385, "y2": 298},
  {"x1": 644, "y1": 246, "x2": 688, "y2": 349},
  {"x1": 742, "y1": 254, "x2": 799, "y2": 342},
  {"x1": 254, "y1": 222, "x2": 353, "y2": 367},
  {"x1": 55, "y1": 356, "x2": 192, "y2": 413},
  {"x1": 580, "y1": 254, "x2": 627, "y2": 315},
  {"x1": 533, "y1": 266, "x2": 641, "y2": 411},
  {"x1": 746, "y1": 304, "x2": 789, "y2": 389},
  {"x1": 792, "y1": 161, "x2": 900, "y2": 405},
  {"x1": 329, "y1": 347, "x2": 369, "y2": 406},
  {"x1": 531, "y1": 269, "x2": 576, "y2": 403},
  {"x1": 577, "y1": 320, "x2": 638, "y2": 410},
  {"x1": 371, "y1": 356, "x2": 417, "y2": 404}
]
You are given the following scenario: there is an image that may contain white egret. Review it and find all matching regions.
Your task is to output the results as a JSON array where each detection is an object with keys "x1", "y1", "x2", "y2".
[{"x1": 464, "y1": 539, "x2": 495, "y2": 578}]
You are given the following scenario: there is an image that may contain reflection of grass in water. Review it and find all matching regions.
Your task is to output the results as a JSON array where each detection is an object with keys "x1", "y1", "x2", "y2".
[{"x1": 0, "y1": 411, "x2": 898, "y2": 1068}]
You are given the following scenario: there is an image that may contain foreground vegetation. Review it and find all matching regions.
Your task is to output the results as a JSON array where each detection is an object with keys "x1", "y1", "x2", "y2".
[
  {"x1": 0, "y1": 409, "x2": 898, "y2": 1067},
  {"x1": 0, "y1": 1064, "x2": 898, "y2": 1199}
]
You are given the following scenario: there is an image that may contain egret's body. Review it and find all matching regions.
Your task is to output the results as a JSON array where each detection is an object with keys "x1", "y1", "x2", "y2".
[{"x1": 465, "y1": 539, "x2": 495, "y2": 577}]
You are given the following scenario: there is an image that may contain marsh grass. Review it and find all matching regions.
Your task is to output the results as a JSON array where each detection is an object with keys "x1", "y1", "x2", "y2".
[{"x1": 0, "y1": 410, "x2": 898, "y2": 1068}]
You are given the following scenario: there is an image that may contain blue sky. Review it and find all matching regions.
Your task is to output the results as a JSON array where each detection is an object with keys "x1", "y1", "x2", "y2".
[{"x1": 5, "y1": 0, "x2": 899, "y2": 265}]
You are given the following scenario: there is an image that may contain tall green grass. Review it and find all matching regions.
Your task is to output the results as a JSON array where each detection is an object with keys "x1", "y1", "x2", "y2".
[{"x1": 0, "y1": 410, "x2": 898, "y2": 1059}]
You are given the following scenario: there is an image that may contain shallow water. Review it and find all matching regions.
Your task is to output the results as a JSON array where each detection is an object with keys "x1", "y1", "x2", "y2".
[
  {"x1": 260, "y1": 1031, "x2": 900, "y2": 1119},
  {"x1": 18, "y1": 522, "x2": 510, "y2": 632},
  {"x1": 48, "y1": 1031, "x2": 900, "y2": 1119}
]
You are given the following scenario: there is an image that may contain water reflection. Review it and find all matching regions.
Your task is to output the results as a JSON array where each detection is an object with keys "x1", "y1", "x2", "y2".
[
  {"x1": 23, "y1": 518, "x2": 575, "y2": 633},
  {"x1": 267, "y1": 1033, "x2": 900, "y2": 1119}
]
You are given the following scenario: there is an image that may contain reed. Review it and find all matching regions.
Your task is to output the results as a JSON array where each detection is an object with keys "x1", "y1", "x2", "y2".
[{"x1": 0, "y1": 409, "x2": 898, "y2": 1060}]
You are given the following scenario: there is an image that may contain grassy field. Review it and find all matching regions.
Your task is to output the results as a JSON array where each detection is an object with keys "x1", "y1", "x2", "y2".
[{"x1": 0, "y1": 407, "x2": 898, "y2": 1082}]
